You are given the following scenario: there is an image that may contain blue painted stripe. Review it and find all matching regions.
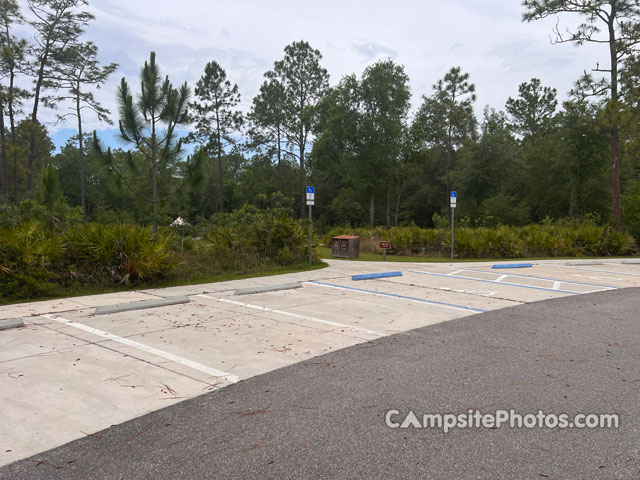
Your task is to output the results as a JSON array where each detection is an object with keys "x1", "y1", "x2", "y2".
[
  {"x1": 491, "y1": 263, "x2": 533, "y2": 269},
  {"x1": 308, "y1": 281, "x2": 486, "y2": 313},
  {"x1": 352, "y1": 271, "x2": 403, "y2": 281},
  {"x1": 408, "y1": 270, "x2": 581, "y2": 295},
  {"x1": 458, "y1": 268, "x2": 618, "y2": 290}
]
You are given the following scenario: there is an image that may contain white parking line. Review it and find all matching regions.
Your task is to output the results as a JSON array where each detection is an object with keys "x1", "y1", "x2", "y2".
[
  {"x1": 547, "y1": 264, "x2": 640, "y2": 277},
  {"x1": 304, "y1": 281, "x2": 487, "y2": 313},
  {"x1": 40, "y1": 314, "x2": 239, "y2": 383},
  {"x1": 456, "y1": 268, "x2": 619, "y2": 289},
  {"x1": 409, "y1": 270, "x2": 585, "y2": 294},
  {"x1": 196, "y1": 294, "x2": 385, "y2": 337}
]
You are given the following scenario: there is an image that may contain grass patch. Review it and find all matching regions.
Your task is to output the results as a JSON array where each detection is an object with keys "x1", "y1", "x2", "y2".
[
  {"x1": 318, "y1": 246, "x2": 636, "y2": 263},
  {"x1": 0, "y1": 261, "x2": 327, "y2": 306}
]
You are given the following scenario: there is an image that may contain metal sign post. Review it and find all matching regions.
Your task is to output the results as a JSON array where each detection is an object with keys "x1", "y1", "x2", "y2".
[
  {"x1": 380, "y1": 241, "x2": 391, "y2": 261},
  {"x1": 306, "y1": 186, "x2": 315, "y2": 266},
  {"x1": 450, "y1": 191, "x2": 457, "y2": 261}
]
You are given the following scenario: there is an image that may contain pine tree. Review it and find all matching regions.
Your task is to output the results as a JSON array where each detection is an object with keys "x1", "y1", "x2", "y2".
[
  {"x1": 187, "y1": 61, "x2": 242, "y2": 213},
  {"x1": 115, "y1": 51, "x2": 190, "y2": 234},
  {"x1": 53, "y1": 41, "x2": 117, "y2": 215}
]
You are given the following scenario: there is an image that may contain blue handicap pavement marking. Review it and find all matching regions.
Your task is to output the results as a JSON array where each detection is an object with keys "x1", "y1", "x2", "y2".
[{"x1": 352, "y1": 271, "x2": 403, "y2": 281}]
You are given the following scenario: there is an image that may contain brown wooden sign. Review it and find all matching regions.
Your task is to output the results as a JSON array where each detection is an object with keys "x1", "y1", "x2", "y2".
[{"x1": 379, "y1": 241, "x2": 391, "y2": 249}]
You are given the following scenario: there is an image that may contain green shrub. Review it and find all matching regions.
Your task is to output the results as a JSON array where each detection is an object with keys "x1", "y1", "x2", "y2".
[
  {"x1": 0, "y1": 221, "x2": 66, "y2": 299},
  {"x1": 324, "y1": 220, "x2": 638, "y2": 259},
  {"x1": 66, "y1": 223, "x2": 177, "y2": 283},
  {"x1": 575, "y1": 222, "x2": 604, "y2": 255},
  {"x1": 603, "y1": 230, "x2": 637, "y2": 255},
  {"x1": 199, "y1": 205, "x2": 316, "y2": 272},
  {"x1": 622, "y1": 181, "x2": 640, "y2": 242},
  {"x1": 454, "y1": 227, "x2": 479, "y2": 257},
  {"x1": 480, "y1": 194, "x2": 530, "y2": 227},
  {"x1": 0, "y1": 204, "x2": 316, "y2": 302}
]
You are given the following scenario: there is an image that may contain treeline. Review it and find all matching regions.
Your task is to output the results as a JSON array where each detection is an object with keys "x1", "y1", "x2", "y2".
[{"x1": 3, "y1": 1, "x2": 640, "y2": 241}]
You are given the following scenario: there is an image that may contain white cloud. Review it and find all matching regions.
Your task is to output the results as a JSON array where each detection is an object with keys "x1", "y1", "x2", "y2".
[{"x1": 13, "y1": 0, "x2": 609, "y2": 146}]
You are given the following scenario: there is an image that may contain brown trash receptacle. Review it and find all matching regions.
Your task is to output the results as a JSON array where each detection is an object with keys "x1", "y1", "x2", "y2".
[{"x1": 331, "y1": 235, "x2": 360, "y2": 259}]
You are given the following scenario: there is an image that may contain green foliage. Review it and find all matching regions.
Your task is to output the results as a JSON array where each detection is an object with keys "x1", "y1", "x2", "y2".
[
  {"x1": 187, "y1": 60, "x2": 243, "y2": 213},
  {"x1": 323, "y1": 221, "x2": 637, "y2": 259},
  {"x1": 266, "y1": 40, "x2": 330, "y2": 216},
  {"x1": 0, "y1": 198, "x2": 82, "y2": 229},
  {"x1": 622, "y1": 181, "x2": 640, "y2": 241},
  {"x1": 113, "y1": 51, "x2": 191, "y2": 231},
  {"x1": 0, "y1": 200, "x2": 316, "y2": 301},
  {"x1": 506, "y1": 78, "x2": 557, "y2": 138},
  {"x1": 328, "y1": 189, "x2": 367, "y2": 226},
  {"x1": 0, "y1": 220, "x2": 65, "y2": 298},
  {"x1": 65, "y1": 223, "x2": 177, "y2": 283},
  {"x1": 92, "y1": 207, "x2": 136, "y2": 225},
  {"x1": 480, "y1": 194, "x2": 530, "y2": 227},
  {"x1": 431, "y1": 213, "x2": 449, "y2": 229},
  {"x1": 203, "y1": 203, "x2": 314, "y2": 268},
  {"x1": 0, "y1": 222, "x2": 176, "y2": 301},
  {"x1": 311, "y1": 59, "x2": 410, "y2": 227},
  {"x1": 37, "y1": 164, "x2": 61, "y2": 211}
]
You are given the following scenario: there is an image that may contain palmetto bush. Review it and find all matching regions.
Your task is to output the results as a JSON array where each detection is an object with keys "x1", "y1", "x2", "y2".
[
  {"x1": 0, "y1": 205, "x2": 316, "y2": 302},
  {"x1": 603, "y1": 231, "x2": 636, "y2": 255},
  {"x1": 65, "y1": 223, "x2": 177, "y2": 283},
  {"x1": 0, "y1": 220, "x2": 66, "y2": 298},
  {"x1": 324, "y1": 221, "x2": 637, "y2": 258},
  {"x1": 0, "y1": 222, "x2": 178, "y2": 301}
]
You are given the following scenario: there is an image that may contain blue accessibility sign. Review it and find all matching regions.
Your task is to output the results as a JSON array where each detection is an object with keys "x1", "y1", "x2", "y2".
[
  {"x1": 306, "y1": 186, "x2": 315, "y2": 194},
  {"x1": 450, "y1": 191, "x2": 457, "y2": 198}
]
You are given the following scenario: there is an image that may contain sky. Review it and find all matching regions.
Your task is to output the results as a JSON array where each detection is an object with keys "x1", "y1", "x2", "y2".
[{"x1": 14, "y1": 0, "x2": 610, "y2": 151}]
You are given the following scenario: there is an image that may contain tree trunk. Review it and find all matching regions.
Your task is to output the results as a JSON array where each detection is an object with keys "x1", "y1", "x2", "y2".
[
  {"x1": 0, "y1": 97, "x2": 7, "y2": 197},
  {"x1": 215, "y1": 107, "x2": 224, "y2": 213},
  {"x1": 608, "y1": 15, "x2": 622, "y2": 228},
  {"x1": 276, "y1": 124, "x2": 282, "y2": 191},
  {"x1": 446, "y1": 106, "x2": 453, "y2": 219},
  {"x1": 152, "y1": 161, "x2": 158, "y2": 235},
  {"x1": 76, "y1": 85, "x2": 86, "y2": 218},
  {"x1": 386, "y1": 183, "x2": 391, "y2": 228},
  {"x1": 151, "y1": 118, "x2": 158, "y2": 236},
  {"x1": 12, "y1": 146, "x2": 17, "y2": 202},
  {"x1": 369, "y1": 193, "x2": 375, "y2": 227},
  {"x1": 8, "y1": 63, "x2": 17, "y2": 201},
  {"x1": 217, "y1": 152, "x2": 224, "y2": 213},
  {"x1": 395, "y1": 187, "x2": 402, "y2": 226},
  {"x1": 611, "y1": 125, "x2": 621, "y2": 226},
  {"x1": 299, "y1": 135, "x2": 305, "y2": 220},
  {"x1": 27, "y1": 51, "x2": 48, "y2": 192}
]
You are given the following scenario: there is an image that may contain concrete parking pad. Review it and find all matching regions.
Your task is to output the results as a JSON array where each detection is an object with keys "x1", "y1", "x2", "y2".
[
  {"x1": 2, "y1": 286, "x2": 639, "y2": 479},
  {"x1": 1, "y1": 258, "x2": 640, "y2": 468}
]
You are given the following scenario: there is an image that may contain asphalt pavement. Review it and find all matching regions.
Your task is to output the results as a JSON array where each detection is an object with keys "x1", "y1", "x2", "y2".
[{"x1": 2, "y1": 287, "x2": 639, "y2": 479}]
